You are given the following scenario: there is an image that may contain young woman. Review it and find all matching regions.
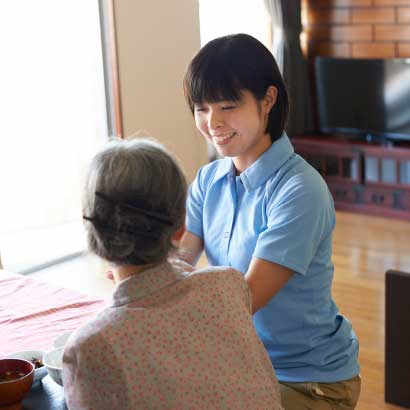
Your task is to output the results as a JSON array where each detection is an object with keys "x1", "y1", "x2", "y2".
[
  {"x1": 180, "y1": 34, "x2": 361, "y2": 409},
  {"x1": 62, "y1": 137, "x2": 282, "y2": 409}
]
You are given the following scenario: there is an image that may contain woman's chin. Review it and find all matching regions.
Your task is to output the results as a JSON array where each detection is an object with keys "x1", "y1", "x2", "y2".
[{"x1": 214, "y1": 145, "x2": 237, "y2": 158}]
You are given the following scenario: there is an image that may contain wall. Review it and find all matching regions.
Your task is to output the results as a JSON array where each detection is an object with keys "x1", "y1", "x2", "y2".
[
  {"x1": 304, "y1": 0, "x2": 410, "y2": 58},
  {"x1": 112, "y1": 0, "x2": 208, "y2": 182}
]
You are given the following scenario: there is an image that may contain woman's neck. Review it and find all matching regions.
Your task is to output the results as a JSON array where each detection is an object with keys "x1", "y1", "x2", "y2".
[
  {"x1": 233, "y1": 135, "x2": 272, "y2": 175},
  {"x1": 112, "y1": 263, "x2": 156, "y2": 285}
]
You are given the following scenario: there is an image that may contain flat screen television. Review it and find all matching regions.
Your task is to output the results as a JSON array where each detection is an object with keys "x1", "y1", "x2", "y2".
[{"x1": 315, "y1": 57, "x2": 410, "y2": 143}]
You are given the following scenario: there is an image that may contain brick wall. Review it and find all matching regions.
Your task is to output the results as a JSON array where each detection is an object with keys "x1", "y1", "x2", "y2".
[{"x1": 304, "y1": 0, "x2": 410, "y2": 58}]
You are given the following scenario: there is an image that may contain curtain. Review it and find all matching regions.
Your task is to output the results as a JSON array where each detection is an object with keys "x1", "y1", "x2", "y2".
[{"x1": 264, "y1": 0, "x2": 313, "y2": 137}]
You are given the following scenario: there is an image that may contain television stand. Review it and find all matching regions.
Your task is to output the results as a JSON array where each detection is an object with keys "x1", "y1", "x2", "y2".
[
  {"x1": 364, "y1": 133, "x2": 394, "y2": 147},
  {"x1": 291, "y1": 135, "x2": 410, "y2": 221},
  {"x1": 365, "y1": 134, "x2": 393, "y2": 146}
]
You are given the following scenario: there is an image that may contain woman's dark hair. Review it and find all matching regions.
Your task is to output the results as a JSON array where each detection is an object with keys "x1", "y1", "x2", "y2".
[{"x1": 183, "y1": 33, "x2": 289, "y2": 142}]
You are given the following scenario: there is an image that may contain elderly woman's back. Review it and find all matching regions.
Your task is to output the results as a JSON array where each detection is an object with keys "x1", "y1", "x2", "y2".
[{"x1": 62, "y1": 138, "x2": 282, "y2": 409}]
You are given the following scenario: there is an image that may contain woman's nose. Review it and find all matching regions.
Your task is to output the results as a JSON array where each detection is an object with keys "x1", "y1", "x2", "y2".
[{"x1": 208, "y1": 110, "x2": 224, "y2": 130}]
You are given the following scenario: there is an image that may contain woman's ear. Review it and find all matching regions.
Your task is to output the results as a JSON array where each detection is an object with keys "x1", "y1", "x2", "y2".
[{"x1": 263, "y1": 86, "x2": 278, "y2": 114}]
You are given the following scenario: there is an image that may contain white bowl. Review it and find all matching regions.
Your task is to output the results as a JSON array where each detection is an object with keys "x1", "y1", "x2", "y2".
[
  {"x1": 43, "y1": 347, "x2": 64, "y2": 386},
  {"x1": 53, "y1": 332, "x2": 72, "y2": 349},
  {"x1": 5, "y1": 350, "x2": 47, "y2": 383}
]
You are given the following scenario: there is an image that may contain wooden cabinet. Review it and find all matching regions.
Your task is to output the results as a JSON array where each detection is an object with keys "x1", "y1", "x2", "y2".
[
  {"x1": 292, "y1": 136, "x2": 410, "y2": 221},
  {"x1": 328, "y1": 183, "x2": 357, "y2": 204},
  {"x1": 402, "y1": 192, "x2": 410, "y2": 211},
  {"x1": 360, "y1": 187, "x2": 396, "y2": 208}
]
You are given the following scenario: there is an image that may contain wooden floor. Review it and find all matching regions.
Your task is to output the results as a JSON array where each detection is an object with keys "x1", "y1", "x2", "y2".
[
  {"x1": 31, "y1": 211, "x2": 410, "y2": 409},
  {"x1": 330, "y1": 212, "x2": 410, "y2": 410}
]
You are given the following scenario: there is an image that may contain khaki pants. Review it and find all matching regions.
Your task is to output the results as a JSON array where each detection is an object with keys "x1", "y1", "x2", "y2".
[{"x1": 279, "y1": 375, "x2": 361, "y2": 409}]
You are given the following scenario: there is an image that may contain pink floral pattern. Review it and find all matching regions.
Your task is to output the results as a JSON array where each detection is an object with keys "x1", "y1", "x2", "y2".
[{"x1": 63, "y1": 261, "x2": 282, "y2": 409}]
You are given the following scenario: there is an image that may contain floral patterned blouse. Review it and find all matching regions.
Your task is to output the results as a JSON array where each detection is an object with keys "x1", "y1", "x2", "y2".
[{"x1": 62, "y1": 260, "x2": 282, "y2": 409}]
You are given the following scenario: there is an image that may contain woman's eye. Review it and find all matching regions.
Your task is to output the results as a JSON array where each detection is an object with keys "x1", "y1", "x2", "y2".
[
  {"x1": 194, "y1": 106, "x2": 205, "y2": 112},
  {"x1": 222, "y1": 105, "x2": 236, "y2": 111}
]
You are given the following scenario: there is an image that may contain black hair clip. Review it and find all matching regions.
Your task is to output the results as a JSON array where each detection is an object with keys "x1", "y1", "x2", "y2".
[
  {"x1": 82, "y1": 213, "x2": 161, "y2": 239},
  {"x1": 94, "y1": 191, "x2": 174, "y2": 226}
]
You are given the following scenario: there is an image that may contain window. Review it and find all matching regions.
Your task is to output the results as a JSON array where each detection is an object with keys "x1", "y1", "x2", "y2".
[
  {"x1": 0, "y1": 1, "x2": 108, "y2": 273},
  {"x1": 198, "y1": 0, "x2": 271, "y2": 48}
]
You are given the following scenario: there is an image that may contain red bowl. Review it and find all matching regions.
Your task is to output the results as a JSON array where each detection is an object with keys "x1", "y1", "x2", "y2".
[{"x1": 0, "y1": 359, "x2": 34, "y2": 408}]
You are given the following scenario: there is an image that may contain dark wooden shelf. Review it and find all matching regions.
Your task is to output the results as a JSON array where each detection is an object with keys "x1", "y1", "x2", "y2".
[{"x1": 291, "y1": 135, "x2": 410, "y2": 221}]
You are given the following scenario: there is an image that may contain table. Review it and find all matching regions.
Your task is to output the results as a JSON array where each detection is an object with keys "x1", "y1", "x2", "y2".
[
  {"x1": 0, "y1": 270, "x2": 106, "y2": 408},
  {"x1": 23, "y1": 376, "x2": 67, "y2": 410}
]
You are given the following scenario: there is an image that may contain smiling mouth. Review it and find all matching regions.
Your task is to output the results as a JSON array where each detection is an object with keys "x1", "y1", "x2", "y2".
[{"x1": 211, "y1": 132, "x2": 236, "y2": 144}]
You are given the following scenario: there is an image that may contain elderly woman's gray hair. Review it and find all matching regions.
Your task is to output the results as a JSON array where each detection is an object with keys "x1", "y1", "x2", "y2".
[{"x1": 82, "y1": 137, "x2": 187, "y2": 265}]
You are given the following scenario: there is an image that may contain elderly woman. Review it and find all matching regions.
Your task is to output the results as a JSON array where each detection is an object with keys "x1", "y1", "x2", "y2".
[{"x1": 62, "y1": 138, "x2": 282, "y2": 410}]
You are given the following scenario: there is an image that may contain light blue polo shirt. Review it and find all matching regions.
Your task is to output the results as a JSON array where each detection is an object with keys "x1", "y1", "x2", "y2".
[{"x1": 186, "y1": 133, "x2": 359, "y2": 382}]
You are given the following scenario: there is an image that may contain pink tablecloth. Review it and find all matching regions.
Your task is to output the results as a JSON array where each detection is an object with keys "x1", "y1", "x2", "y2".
[{"x1": 0, "y1": 270, "x2": 106, "y2": 357}]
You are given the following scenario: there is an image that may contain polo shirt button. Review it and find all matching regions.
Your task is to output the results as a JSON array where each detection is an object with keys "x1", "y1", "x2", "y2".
[{"x1": 224, "y1": 231, "x2": 229, "y2": 238}]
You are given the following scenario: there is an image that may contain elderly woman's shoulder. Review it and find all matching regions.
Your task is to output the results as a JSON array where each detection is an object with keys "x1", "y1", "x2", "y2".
[
  {"x1": 169, "y1": 258, "x2": 196, "y2": 274},
  {"x1": 169, "y1": 260, "x2": 247, "y2": 293},
  {"x1": 185, "y1": 265, "x2": 246, "y2": 286}
]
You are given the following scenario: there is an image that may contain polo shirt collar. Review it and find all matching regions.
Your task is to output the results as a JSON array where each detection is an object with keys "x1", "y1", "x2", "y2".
[
  {"x1": 212, "y1": 133, "x2": 294, "y2": 190},
  {"x1": 241, "y1": 133, "x2": 294, "y2": 191},
  {"x1": 213, "y1": 156, "x2": 236, "y2": 181}
]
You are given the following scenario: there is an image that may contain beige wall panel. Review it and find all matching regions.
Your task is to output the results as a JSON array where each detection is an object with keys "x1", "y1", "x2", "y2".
[{"x1": 113, "y1": 0, "x2": 208, "y2": 183}]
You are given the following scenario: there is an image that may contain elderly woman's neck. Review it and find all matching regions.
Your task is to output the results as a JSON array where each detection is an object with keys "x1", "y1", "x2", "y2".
[{"x1": 112, "y1": 263, "x2": 157, "y2": 285}]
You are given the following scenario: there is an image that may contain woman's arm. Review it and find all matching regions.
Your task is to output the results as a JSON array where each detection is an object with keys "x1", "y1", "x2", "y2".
[
  {"x1": 177, "y1": 231, "x2": 204, "y2": 266},
  {"x1": 245, "y1": 258, "x2": 293, "y2": 314},
  {"x1": 179, "y1": 233, "x2": 292, "y2": 312}
]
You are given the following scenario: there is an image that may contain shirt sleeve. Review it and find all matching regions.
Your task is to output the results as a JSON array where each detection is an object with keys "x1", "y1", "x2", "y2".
[
  {"x1": 185, "y1": 167, "x2": 206, "y2": 239},
  {"x1": 62, "y1": 326, "x2": 128, "y2": 410},
  {"x1": 253, "y1": 172, "x2": 335, "y2": 275}
]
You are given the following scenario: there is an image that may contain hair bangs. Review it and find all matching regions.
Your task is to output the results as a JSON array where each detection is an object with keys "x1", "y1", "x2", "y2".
[{"x1": 184, "y1": 58, "x2": 243, "y2": 112}]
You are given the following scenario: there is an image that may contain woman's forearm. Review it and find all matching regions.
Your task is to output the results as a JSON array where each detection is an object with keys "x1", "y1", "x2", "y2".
[{"x1": 175, "y1": 231, "x2": 204, "y2": 266}]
